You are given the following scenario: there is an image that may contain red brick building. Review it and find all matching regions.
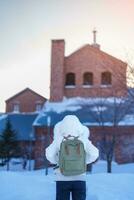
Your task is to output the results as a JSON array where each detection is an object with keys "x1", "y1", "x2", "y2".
[
  {"x1": 1, "y1": 88, "x2": 47, "y2": 161},
  {"x1": 6, "y1": 87, "x2": 47, "y2": 113},
  {"x1": 33, "y1": 33, "x2": 134, "y2": 169},
  {"x1": 50, "y1": 36, "x2": 127, "y2": 101}
]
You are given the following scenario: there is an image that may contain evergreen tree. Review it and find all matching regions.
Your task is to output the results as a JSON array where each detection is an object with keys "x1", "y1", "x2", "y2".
[{"x1": 0, "y1": 118, "x2": 18, "y2": 170}]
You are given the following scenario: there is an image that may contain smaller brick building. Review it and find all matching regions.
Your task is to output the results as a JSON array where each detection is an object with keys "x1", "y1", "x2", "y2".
[
  {"x1": 0, "y1": 88, "x2": 47, "y2": 161},
  {"x1": 5, "y1": 87, "x2": 47, "y2": 113}
]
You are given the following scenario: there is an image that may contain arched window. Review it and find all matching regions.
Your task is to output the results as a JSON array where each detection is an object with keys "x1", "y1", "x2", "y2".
[
  {"x1": 83, "y1": 72, "x2": 93, "y2": 85},
  {"x1": 65, "y1": 73, "x2": 75, "y2": 86},
  {"x1": 101, "y1": 72, "x2": 112, "y2": 85}
]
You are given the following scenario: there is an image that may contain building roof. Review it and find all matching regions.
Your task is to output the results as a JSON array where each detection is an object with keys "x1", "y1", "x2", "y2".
[
  {"x1": 33, "y1": 91, "x2": 134, "y2": 127},
  {"x1": 0, "y1": 113, "x2": 38, "y2": 141},
  {"x1": 66, "y1": 44, "x2": 127, "y2": 66},
  {"x1": 5, "y1": 87, "x2": 47, "y2": 102}
]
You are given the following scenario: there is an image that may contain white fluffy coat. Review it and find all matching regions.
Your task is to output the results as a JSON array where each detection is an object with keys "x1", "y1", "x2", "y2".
[{"x1": 46, "y1": 115, "x2": 99, "y2": 181}]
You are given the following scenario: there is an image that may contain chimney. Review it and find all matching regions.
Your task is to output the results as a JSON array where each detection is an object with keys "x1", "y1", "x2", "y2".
[{"x1": 50, "y1": 40, "x2": 65, "y2": 101}]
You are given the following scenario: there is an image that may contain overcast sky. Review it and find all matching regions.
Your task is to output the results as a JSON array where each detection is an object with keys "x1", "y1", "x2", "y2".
[{"x1": 0, "y1": 0, "x2": 134, "y2": 112}]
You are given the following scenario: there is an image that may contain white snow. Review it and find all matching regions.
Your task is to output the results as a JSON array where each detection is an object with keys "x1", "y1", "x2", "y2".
[
  {"x1": 118, "y1": 114, "x2": 134, "y2": 125},
  {"x1": 0, "y1": 161, "x2": 134, "y2": 200},
  {"x1": 44, "y1": 99, "x2": 82, "y2": 114},
  {"x1": 83, "y1": 122, "x2": 114, "y2": 126},
  {"x1": 91, "y1": 106, "x2": 107, "y2": 112},
  {"x1": 43, "y1": 97, "x2": 123, "y2": 114},
  {"x1": 0, "y1": 114, "x2": 7, "y2": 120},
  {"x1": 34, "y1": 97, "x2": 133, "y2": 126}
]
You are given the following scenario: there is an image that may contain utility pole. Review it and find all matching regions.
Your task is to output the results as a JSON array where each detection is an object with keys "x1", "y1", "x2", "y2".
[
  {"x1": 28, "y1": 132, "x2": 33, "y2": 171},
  {"x1": 45, "y1": 116, "x2": 51, "y2": 175}
]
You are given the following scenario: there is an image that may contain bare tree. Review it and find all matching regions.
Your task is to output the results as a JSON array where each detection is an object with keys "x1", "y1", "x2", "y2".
[{"x1": 87, "y1": 88, "x2": 132, "y2": 173}]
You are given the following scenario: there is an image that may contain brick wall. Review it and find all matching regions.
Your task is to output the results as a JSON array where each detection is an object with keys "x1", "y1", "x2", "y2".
[
  {"x1": 6, "y1": 89, "x2": 46, "y2": 113},
  {"x1": 50, "y1": 41, "x2": 127, "y2": 101},
  {"x1": 64, "y1": 46, "x2": 127, "y2": 98},
  {"x1": 34, "y1": 125, "x2": 134, "y2": 169},
  {"x1": 90, "y1": 126, "x2": 134, "y2": 164},
  {"x1": 18, "y1": 141, "x2": 35, "y2": 159},
  {"x1": 34, "y1": 126, "x2": 53, "y2": 169}
]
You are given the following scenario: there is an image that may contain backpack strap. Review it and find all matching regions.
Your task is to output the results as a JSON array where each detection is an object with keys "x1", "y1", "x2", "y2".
[
  {"x1": 76, "y1": 143, "x2": 80, "y2": 155},
  {"x1": 63, "y1": 136, "x2": 80, "y2": 155},
  {"x1": 65, "y1": 144, "x2": 69, "y2": 155}
]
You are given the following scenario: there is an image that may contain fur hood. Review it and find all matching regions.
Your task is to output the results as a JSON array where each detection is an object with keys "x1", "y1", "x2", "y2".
[{"x1": 53, "y1": 115, "x2": 90, "y2": 141}]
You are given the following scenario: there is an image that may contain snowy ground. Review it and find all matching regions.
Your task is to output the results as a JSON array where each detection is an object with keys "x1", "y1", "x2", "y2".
[{"x1": 0, "y1": 160, "x2": 134, "y2": 200}]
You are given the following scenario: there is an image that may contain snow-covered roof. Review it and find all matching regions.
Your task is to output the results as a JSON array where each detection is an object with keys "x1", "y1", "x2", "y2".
[
  {"x1": 33, "y1": 96, "x2": 134, "y2": 127},
  {"x1": 0, "y1": 113, "x2": 38, "y2": 140},
  {"x1": 0, "y1": 113, "x2": 8, "y2": 133}
]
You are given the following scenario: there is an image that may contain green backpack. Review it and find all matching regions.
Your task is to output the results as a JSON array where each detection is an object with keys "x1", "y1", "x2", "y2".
[{"x1": 59, "y1": 136, "x2": 86, "y2": 176}]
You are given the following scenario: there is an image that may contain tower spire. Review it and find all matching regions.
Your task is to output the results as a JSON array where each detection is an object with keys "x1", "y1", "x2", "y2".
[
  {"x1": 93, "y1": 28, "x2": 97, "y2": 44},
  {"x1": 91, "y1": 28, "x2": 100, "y2": 49}
]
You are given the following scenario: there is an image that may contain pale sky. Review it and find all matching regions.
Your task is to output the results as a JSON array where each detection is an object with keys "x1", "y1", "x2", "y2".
[{"x1": 0, "y1": 0, "x2": 134, "y2": 112}]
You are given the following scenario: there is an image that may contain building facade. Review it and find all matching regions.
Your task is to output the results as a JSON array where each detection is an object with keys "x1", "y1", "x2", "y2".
[
  {"x1": 6, "y1": 88, "x2": 47, "y2": 113},
  {"x1": 0, "y1": 88, "x2": 47, "y2": 163},
  {"x1": 33, "y1": 34, "x2": 134, "y2": 169},
  {"x1": 50, "y1": 38, "x2": 127, "y2": 101}
]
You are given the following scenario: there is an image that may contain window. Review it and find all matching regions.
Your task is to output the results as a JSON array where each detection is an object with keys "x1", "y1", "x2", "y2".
[
  {"x1": 35, "y1": 101, "x2": 42, "y2": 112},
  {"x1": 13, "y1": 101, "x2": 20, "y2": 113},
  {"x1": 83, "y1": 72, "x2": 93, "y2": 85},
  {"x1": 65, "y1": 73, "x2": 75, "y2": 86},
  {"x1": 36, "y1": 104, "x2": 42, "y2": 112},
  {"x1": 101, "y1": 72, "x2": 112, "y2": 85}
]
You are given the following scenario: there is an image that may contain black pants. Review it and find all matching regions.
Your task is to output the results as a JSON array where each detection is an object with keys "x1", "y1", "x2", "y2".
[{"x1": 56, "y1": 181, "x2": 86, "y2": 200}]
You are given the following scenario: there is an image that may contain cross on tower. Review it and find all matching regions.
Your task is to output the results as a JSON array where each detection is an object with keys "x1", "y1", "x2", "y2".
[{"x1": 93, "y1": 28, "x2": 97, "y2": 44}]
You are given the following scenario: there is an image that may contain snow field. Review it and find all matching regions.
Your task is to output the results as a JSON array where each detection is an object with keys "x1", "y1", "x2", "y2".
[{"x1": 0, "y1": 161, "x2": 134, "y2": 200}]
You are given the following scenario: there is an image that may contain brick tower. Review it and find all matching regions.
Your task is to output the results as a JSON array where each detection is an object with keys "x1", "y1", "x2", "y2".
[{"x1": 50, "y1": 40, "x2": 65, "y2": 101}]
